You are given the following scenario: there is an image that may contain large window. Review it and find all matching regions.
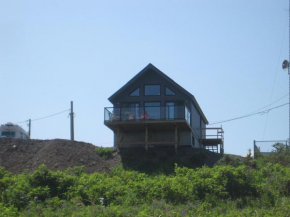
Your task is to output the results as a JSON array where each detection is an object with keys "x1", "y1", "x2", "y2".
[
  {"x1": 144, "y1": 102, "x2": 160, "y2": 119},
  {"x1": 121, "y1": 103, "x2": 139, "y2": 120},
  {"x1": 145, "y1": 85, "x2": 160, "y2": 96}
]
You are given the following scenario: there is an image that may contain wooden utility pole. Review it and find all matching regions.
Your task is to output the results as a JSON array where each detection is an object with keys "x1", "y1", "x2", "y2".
[
  {"x1": 70, "y1": 101, "x2": 74, "y2": 141},
  {"x1": 28, "y1": 119, "x2": 31, "y2": 138}
]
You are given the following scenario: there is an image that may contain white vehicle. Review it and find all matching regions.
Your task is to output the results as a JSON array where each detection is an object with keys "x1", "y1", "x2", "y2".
[{"x1": 0, "y1": 122, "x2": 30, "y2": 139}]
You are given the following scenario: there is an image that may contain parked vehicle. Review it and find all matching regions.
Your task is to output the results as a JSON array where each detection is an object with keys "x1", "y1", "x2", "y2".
[{"x1": 0, "y1": 122, "x2": 30, "y2": 139}]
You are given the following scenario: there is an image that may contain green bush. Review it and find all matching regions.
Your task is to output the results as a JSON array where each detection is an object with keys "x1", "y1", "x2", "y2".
[
  {"x1": 95, "y1": 147, "x2": 113, "y2": 160},
  {"x1": 2, "y1": 157, "x2": 290, "y2": 215}
]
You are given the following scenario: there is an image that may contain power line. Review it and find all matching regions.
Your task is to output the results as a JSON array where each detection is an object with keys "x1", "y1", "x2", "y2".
[
  {"x1": 262, "y1": 14, "x2": 288, "y2": 140},
  {"x1": 244, "y1": 92, "x2": 289, "y2": 116},
  {"x1": 209, "y1": 103, "x2": 289, "y2": 125},
  {"x1": 15, "y1": 109, "x2": 70, "y2": 124},
  {"x1": 210, "y1": 92, "x2": 289, "y2": 123}
]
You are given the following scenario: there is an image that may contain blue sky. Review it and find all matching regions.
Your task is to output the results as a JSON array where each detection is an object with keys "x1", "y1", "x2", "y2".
[{"x1": 0, "y1": 0, "x2": 289, "y2": 155}]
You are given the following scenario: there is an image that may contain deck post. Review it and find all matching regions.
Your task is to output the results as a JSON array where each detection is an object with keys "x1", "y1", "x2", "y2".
[
  {"x1": 145, "y1": 125, "x2": 148, "y2": 151},
  {"x1": 116, "y1": 128, "x2": 120, "y2": 148},
  {"x1": 175, "y1": 126, "x2": 178, "y2": 153}
]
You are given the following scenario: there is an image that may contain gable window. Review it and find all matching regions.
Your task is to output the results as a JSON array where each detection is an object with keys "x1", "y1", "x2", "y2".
[
  {"x1": 145, "y1": 85, "x2": 160, "y2": 96},
  {"x1": 165, "y1": 86, "x2": 175, "y2": 96},
  {"x1": 130, "y1": 87, "x2": 140, "y2": 96}
]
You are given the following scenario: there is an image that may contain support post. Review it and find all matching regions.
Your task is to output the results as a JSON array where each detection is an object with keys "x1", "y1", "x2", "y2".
[
  {"x1": 116, "y1": 128, "x2": 120, "y2": 148},
  {"x1": 28, "y1": 119, "x2": 31, "y2": 138},
  {"x1": 289, "y1": 0, "x2": 290, "y2": 143},
  {"x1": 145, "y1": 125, "x2": 148, "y2": 151},
  {"x1": 70, "y1": 101, "x2": 74, "y2": 141},
  {"x1": 175, "y1": 126, "x2": 178, "y2": 154}
]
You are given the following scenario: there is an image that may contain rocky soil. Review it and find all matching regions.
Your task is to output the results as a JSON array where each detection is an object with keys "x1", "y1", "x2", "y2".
[
  {"x1": 0, "y1": 138, "x2": 120, "y2": 174},
  {"x1": 0, "y1": 138, "x2": 224, "y2": 174}
]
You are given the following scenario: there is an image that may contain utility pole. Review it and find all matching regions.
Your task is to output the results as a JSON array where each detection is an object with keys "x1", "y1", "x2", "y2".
[
  {"x1": 282, "y1": 1, "x2": 290, "y2": 144},
  {"x1": 70, "y1": 101, "x2": 74, "y2": 141},
  {"x1": 28, "y1": 119, "x2": 31, "y2": 139}
]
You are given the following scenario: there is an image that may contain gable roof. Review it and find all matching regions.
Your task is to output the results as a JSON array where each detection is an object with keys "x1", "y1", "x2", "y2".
[{"x1": 108, "y1": 63, "x2": 208, "y2": 124}]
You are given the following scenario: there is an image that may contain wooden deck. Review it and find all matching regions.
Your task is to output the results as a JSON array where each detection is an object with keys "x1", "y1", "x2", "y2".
[
  {"x1": 104, "y1": 119, "x2": 191, "y2": 150},
  {"x1": 201, "y1": 128, "x2": 224, "y2": 154},
  {"x1": 104, "y1": 119, "x2": 192, "y2": 132}
]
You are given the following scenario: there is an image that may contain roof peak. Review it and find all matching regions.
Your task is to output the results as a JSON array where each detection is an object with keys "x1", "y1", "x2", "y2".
[{"x1": 108, "y1": 64, "x2": 208, "y2": 124}]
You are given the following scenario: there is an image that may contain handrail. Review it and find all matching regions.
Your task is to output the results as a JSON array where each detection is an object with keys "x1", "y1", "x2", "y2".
[
  {"x1": 104, "y1": 105, "x2": 191, "y2": 124},
  {"x1": 201, "y1": 127, "x2": 224, "y2": 140}
]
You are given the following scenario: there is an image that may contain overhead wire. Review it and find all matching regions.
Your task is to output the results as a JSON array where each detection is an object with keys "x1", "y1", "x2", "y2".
[
  {"x1": 209, "y1": 92, "x2": 289, "y2": 124},
  {"x1": 242, "y1": 92, "x2": 289, "y2": 116},
  {"x1": 15, "y1": 109, "x2": 70, "y2": 124},
  {"x1": 262, "y1": 15, "x2": 288, "y2": 139},
  {"x1": 209, "y1": 102, "x2": 289, "y2": 125}
]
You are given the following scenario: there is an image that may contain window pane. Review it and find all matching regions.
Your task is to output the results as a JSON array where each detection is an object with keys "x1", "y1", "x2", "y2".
[
  {"x1": 130, "y1": 88, "x2": 139, "y2": 96},
  {"x1": 145, "y1": 85, "x2": 160, "y2": 96},
  {"x1": 1, "y1": 131, "x2": 15, "y2": 137},
  {"x1": 166, "y1": 102, "x2": 175, "y2": 119},
  {"x1": 121, "y1": 103, "x2": 139, "y2": 120},
  {"x1": 144, "y1": 102, "x2": 160, "y2": 107},
  {"x1": 165, "y1": 87, "x2": 175, "y2": 95},
  {"x1": 144, "y1": 102, "x2": 160, "y2": 119},
  {"x1": 192, "y1": 135, "x2": 195, "y2": 146}
]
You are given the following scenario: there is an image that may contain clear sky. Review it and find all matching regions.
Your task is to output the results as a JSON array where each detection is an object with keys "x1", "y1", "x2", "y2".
[{"x1": 0, "y1": 0, "x2": 289, "y2": 155}]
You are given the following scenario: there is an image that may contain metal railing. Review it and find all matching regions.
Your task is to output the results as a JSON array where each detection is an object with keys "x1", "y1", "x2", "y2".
[
  {"x1": 104, "y1": 105, "x2": 191, "y2": 125},
  {"x1": 201, "y1": 127, "x2": 224, "y2": 140}
]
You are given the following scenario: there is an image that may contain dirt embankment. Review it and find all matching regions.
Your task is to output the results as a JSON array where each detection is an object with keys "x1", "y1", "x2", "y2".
[
  {"x1": 0, "y1": 138, "x2": 224, "y2": 174},
  {"x1": 0, "y1": 138, "x2": 120, "y2": 174}
]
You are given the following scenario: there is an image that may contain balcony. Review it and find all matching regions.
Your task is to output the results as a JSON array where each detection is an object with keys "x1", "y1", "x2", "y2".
[
  {"x1": 201, "y1": 127, "x2": 224, "y2": 154},
  {"x1": 104, "y1": 105, "x2": 191, "y2": 132}
]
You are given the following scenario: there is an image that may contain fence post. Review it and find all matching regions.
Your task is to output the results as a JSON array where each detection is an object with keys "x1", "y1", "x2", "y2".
[{"x1": 253, "y1": 140, "x2": 256, "y2": 158}]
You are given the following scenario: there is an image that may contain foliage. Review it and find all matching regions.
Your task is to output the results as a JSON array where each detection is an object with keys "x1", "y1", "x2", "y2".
[
  {"x1": 3, "y1": 148, "x2": 290, "y2": 215},
  {"x1": 266, "y1": 143, "x2": 290, "y2": 166},
  {"x1": 95, "y1": 147, "x2": 113, "y2": 160}
]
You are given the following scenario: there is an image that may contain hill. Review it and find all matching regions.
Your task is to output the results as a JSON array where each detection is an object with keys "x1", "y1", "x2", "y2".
[{"x1": 0, "y1": 138, "x2": 224, "y2": 174}]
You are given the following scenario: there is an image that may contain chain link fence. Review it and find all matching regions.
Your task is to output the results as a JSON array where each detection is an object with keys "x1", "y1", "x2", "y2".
[{"x1": 253, "y1": 140, "x2": 288, "y2": 158}]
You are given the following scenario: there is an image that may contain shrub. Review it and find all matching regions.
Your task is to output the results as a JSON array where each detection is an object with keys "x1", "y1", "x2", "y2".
[{"x1": 95, "y1": 147, "x2": 113, "y2": 160}]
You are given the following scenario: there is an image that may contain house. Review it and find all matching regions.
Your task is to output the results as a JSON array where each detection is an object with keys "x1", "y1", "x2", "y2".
[
  {"x1": 104, "y1": 64, "x2": 224, "y2": 153},
  {"x1": 0, "y1": 122, "x2": 30, "y2": 139}
]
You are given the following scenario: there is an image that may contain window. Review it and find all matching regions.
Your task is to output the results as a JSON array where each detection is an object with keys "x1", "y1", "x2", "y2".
[
  {"x1": 144, "y1": 102, "x2": 160, "y2": 119},
  {"x1": 165, "y1": 86, "x2": 175, "y2": 95},
  {"x1": 145, "y1": 85, "x2": 160, "y2": 96},
  {"x1": 191, "y1": 135, "x2": 195, "y2": 147},
  {"x1": 165, "y1": 102, "x2": 175, "y2": 119},
  {"x1": 121, "y1": 103, "x2": 139, "y2": 120},
  {"x1": 1, "y1": 131, "x2": 15, "y2": 138},
  {"x1": 130, "y1": 87, "x2": 139, "y2": 96}
]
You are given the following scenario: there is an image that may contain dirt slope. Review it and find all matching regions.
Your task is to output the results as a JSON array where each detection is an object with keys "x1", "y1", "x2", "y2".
[
  {"x1": 0, "y1": 138, "x2": 120, "y2": 174},
  {"x1": 0, "y1": 138, "x2": 224, "y2": 174}
]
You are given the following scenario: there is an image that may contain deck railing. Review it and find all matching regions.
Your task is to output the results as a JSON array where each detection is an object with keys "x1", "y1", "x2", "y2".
[
  {"x1": 201, "y1": 127, "x2": 224, "y2": 140},
  {"x1": 104, "y1": 106, "x2": 191, "y2": 125},
  {"x1": 201, "y1": 127, "x2": 224, "y2": 154}
]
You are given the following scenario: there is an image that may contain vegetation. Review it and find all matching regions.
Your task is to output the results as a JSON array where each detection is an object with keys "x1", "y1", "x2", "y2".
[
  {"x1": 1, "y1": 144, "x2": 290, "y2": 216},
  {"x1": 95, "y1": 147, "x2": 113, "y2": 160}
]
